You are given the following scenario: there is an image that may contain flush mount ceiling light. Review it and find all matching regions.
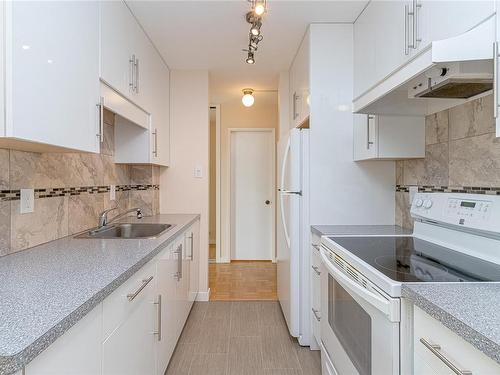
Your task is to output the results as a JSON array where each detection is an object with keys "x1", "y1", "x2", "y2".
[
  {"x1": 242, "y1": 0, "x2": 267, "y2": 64},
  {"x1": 241, "y1": 88, "x2": 255, "y2": 107}
]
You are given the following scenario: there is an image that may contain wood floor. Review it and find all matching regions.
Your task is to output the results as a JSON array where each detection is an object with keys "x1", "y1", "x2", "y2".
[
  {"x1": 209, "y1": 261, "x2": 277, "y2": 301},
  {"x1": 166, "y1": 301, "x2": 321, "y2": 375}
]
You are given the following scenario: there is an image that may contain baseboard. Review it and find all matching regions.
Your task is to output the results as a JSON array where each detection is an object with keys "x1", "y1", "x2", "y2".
[
  {"x1": 208, "y1": 258, "x2": 216, "y2": 263},
  {"x1": 196, "y1": 288, "x2": 211, "y2": 301}
]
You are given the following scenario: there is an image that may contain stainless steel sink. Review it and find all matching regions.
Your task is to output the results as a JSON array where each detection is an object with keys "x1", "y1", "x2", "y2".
[{"x1": 75, "y1": 223, "x2": 173, "y2": 239}]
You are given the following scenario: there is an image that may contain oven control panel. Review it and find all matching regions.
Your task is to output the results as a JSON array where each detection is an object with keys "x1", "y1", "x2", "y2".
[{"x1": 411, "y1": 192, "x2": 500, "y2": 235}]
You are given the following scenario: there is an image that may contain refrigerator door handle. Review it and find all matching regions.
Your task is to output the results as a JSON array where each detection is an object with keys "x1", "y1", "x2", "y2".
[{"x1": 279, "y1": 136, "x2": 292, "y2": 248}]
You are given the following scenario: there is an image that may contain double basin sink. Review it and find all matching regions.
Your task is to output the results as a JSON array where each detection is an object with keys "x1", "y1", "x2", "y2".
[{"x1": 75, "y1": 223, "x2": 173, "y2": 239}]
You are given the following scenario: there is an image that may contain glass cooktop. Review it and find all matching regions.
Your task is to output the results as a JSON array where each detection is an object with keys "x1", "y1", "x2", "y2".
[{"x1": 327, "y1": 236, "x2": 500, "y2": 283}]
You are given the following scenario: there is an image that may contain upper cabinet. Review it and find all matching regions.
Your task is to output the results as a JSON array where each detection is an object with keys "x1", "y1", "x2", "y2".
[
  {"x1": 354, "y1": 0, "x2": 495, "y2": 99},
  {"x1": 1, "y1": 1, "x2": 100, "y2": 153},
  {"x1": 100, "y1": 1, "x2": 170, "y2": 166},
  {"x1": 289, "y1": 31, "x2": 310, "y2": 128}
]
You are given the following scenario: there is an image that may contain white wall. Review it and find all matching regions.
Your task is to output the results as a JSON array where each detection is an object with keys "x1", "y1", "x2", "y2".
[
  {"x1": 160, "y1": 70, "x2": 210, "y2": 298},
  {"x1": 308, "y1": 24, "x2": 395, "y2": 225},
  {"x1": 218, "y1": 93, "x2": 278, "y2": 262}
]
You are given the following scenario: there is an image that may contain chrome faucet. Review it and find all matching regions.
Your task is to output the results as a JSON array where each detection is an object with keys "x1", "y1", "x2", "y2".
[{"x1": 98, "y1": 207, "x2": 143, "y2": 229}]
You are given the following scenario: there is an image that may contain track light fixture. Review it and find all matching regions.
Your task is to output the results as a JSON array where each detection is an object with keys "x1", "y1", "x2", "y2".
[{"x1": 243, "y1": 0, "x2": 267, "y2": 64}]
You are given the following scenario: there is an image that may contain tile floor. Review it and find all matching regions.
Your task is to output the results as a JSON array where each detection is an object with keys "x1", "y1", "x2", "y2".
[{"x1": 166, "y1": 301, "x2": 321, "y2": 375}]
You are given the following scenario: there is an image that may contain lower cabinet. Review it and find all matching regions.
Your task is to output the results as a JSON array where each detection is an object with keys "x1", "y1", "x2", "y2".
[
  {"x1": 413, "y1": 306, "x2": 500, "y2": 375},
  {"x1": 23, "y1": 219, "x2": 200, "y2": 375}
]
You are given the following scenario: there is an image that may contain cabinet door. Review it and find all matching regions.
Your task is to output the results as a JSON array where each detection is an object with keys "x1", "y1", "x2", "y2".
[
  {"x1": 100, "y1": 1, "x2": 139, "y2": 102},
  {"x1": 156, "y1": 244, "x2": 178, "y2": 375},
  {"x1": 150, "y1": 57, "x2": 170, "y2": 166},
  {"x1": 6, "y1": 1, "x2": 99, "y2": 152},
  {"x1": 418, "y1": 0, "x2": 494, "y2": 51},
  {"x1": 186, "y1": 221, "x2": 200, "y2": 303},
  {"x1": 374, "y1": 1, "x2": 408, "y2": 81},
  {"x1": 26, "y1": 305, "x2": 102, "y2": 375},
  {"x1": 353, "y1": 114, "x2": 378, "y2": 161},
  {"x1": 289, "y1": 32, "x2": 309, "y2": 127},
  {"x1": 353, "y1": 3, "x2": 377, "y2": 97},
  {"x1": 102, "y1": 277, "x2": 156, "y2": 375}
]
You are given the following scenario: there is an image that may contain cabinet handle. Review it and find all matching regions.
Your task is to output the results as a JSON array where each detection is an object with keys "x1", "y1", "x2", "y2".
[
  {"x1": 174, "y1": 244, "x2": 183, "y2": 280},
  {"x1": 312, "y1": 266, "x2": 321, "y2": 276},
  {"x1": 129, "y1": 54, "x2": 136, "y2": 92},
  {"x1": 312, "y1": 308, "x2": 321, "y2": 322},
  {"x1": 366, "y1": 115, "x2": 374, "y2": 149},
  {"x1": 152, "y1": 129, "x2": 158, "y2": 157},
  {"x1": 404, "y1": 4, "x2": 410, "y2": 55},
  {"x1": 187, "y1": 232, "x2": 194, "y2": 260},
  {"x1": 153, "y1": 294, "x2": 162, "y2": 341},
  {"x1": 96, "y1": 96, "x2": 104, "y2": 143},
  {"x1": 135, "y1": 57, "x2": 140, "y2": 93},
  {"x1": 311, "y1": 244, "x2": 320, "y2": 252},
  {"x1": 419, "y1": 338, "x2": 472, "y2": 375},
  {"x1": 126, "y1": 276, "x2": 154, "y2": 301},
  {"x1": 408, "y1": 0, "x2": 422, "y2": 49},
  {"x1": 494, "y1": 42, "x2": 498, "y2": 119}
]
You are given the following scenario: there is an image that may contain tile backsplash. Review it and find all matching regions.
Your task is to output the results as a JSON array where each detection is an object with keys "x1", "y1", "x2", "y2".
[
  {"x1": 0, "y1": 109, "x2": 160, "y2": 256},
  {"x1": 396, "y1": 94, "x2": 500, "y2": 229}
]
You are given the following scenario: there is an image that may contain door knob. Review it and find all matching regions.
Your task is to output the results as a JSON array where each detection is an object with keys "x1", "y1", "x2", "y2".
[{"x1": 265, "y1": 200, "x2": 271, "y2": 205}]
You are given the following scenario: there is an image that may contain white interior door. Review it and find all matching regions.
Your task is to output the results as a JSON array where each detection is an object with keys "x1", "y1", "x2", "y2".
[{"x1": 230, "y1": 130, "x2": 275, "y2": 260}]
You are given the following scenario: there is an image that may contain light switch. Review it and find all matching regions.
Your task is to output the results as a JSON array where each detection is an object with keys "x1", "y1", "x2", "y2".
[
  {"x1": 110, "y1": 185, "x2": 116, "y2": 201},
  {"x1": 194, "y1": 166, "x2": 203, "y2": 178},
  {"x1": 20, "y1": 189, "x2": 34, "y2": 214}
]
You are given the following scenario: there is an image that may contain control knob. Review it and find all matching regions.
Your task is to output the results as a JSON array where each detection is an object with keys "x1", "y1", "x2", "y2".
[
  {"x1": 415, "y1": 199, "x2": 424, "y2": 208},
  {"x1": 423, "y1": 200, "x2": 433, "y2": 209}
]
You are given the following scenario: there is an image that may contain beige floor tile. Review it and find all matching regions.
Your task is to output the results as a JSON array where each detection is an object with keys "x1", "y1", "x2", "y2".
[
  {"x1": 260, "y1": 324, "x2": 301, "y2": 370},
  {"x1": 295, "y1": 346, "x2": 321, "y2": 375},
  {"x1": 197, "y1": 317, "x2": 230, "y2": 354},
  {"x1": 189, "y1": 353, "x2": 228, "y2": 375},
  {"x1": 262, "y1": 370, "x2": 303, "y2": 375},
  {"x1": 230, "y1": 301, "x2": 260, "y2": 337},
  {"x1": 228, "y1": 336, "x2": 263, "y2": 375},
  {"x1": 166, "y1": 343, "x2": 196, "y2": 375}
]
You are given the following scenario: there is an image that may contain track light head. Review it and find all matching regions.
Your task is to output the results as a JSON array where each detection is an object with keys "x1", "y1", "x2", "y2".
[
  {"x1": 246, "y1": 53, "x2": 255, "y2": 64},
  {"x1": 250, "y1": 20, "x2": 262, "y2": 36},
  {"x1": 254, "y1": 0, "x2": 266, "y2": 16}
]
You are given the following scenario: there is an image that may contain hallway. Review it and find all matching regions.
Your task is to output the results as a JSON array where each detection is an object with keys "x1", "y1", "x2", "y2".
[
  {"x1": 209, "y1": 262, "x2": 277, "y2": 301},
  {"x1": 166, "y1": 301, "x2": 321, "y2": 375}
]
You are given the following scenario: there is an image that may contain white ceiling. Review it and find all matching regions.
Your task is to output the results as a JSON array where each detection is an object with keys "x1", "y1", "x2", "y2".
[{"x1": 127, "y1": 1, "x2": 368, "y2": 102}]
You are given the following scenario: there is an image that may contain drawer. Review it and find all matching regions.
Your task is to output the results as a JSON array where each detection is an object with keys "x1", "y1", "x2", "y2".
[
  {"x1": 102, "y1": 259, "x2": 157, "y2": 340},
  {"x1": 414, "y1": 306, "x2": 500, "y2": 375},
  {"x1": 321, "y1": 344, "x2": 339, "y2": 375},
  {"x1": 311, "y1": 245, "x2": 321, "y2": 343}
]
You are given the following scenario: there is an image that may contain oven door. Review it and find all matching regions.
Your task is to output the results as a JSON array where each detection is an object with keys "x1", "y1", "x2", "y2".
[{"x1": 320, "y1": 247, "x2": 400, "y2": 375}]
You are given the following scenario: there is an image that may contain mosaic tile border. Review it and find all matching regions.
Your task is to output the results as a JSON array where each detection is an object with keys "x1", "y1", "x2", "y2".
[
  {"x1": 396, "y1": 185, "x2": 500, "y2": 195},
  {"x1": 0, "y1": 185, "x2": 160, "y2": 201}
]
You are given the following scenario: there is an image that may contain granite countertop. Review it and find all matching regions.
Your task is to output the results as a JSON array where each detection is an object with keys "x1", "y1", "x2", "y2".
[
  {"x1": 0, "y1": 213, "x2": 199, "y2": 375},
  {"x1": 402, "y1": 283, "x2": 500, "y2": 365},
  {"x1": 311, "y1": 224, "x2": 412, "y2": 236}
]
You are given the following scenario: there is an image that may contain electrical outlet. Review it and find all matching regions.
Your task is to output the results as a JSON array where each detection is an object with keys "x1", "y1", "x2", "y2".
[
  {"x1": 20, "y1": 189, "x2": 34, "y2": 214},
  {"x1": 409, "y1": 186, "x2": 418, "y2": 205},
  {"x1": 110, "y1": 185, "x2": 116, "y2": 201},
  {"x1": 194, "y1": 166, "x2": 203, "y2": 178}
]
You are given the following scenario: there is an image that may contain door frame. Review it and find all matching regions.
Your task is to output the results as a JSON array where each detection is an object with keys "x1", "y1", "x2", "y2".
[
  {"x1": 226, "y1": 128, "x2": 276, "y2": 262},
  {"x1": 209, "y1": 105, "x2": 222, "y2": 264}
]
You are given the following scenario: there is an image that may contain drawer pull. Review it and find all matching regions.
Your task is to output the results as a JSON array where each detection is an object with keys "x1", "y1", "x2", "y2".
[
  {"x1": 153, "y1": 294, "x2": 162, "y2": 341},
  {"x1": 311, "y1": 244, "x2": 320, "y2": 252},
  {"x1": 420, "y1": 338, "x2": 472, "y2": 375},
  {"x1": 312, "y1": 308, "x2": 321, "y2": 322},
  {"x1": 126, "y1": 276, "x2": 154, "y2": 301},
  {"x1": 312, "y1": 266, "x2": 321, "y2": 276}
]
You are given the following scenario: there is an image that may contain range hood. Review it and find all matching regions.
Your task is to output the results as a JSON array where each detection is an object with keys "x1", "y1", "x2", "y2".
[{"x1": 353, "y1": 15, "x2": 495, "y2": 115}]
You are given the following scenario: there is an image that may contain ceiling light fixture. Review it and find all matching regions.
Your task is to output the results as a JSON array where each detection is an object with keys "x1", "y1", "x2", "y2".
[
  {"x1": 241, "y1": 88, "x2": 255, "y2": 107},
  {"x1": 253, "y1": 0, "x2": 266, "y2": 16},
  {"x1": 242, "y1": 1, "x2": 266, "y2": 64}
]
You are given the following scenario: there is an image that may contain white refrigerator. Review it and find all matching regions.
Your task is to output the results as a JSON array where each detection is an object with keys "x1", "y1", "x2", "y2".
[{"x1": 277, "y1": 128, "x2": 310, "y2": 346}]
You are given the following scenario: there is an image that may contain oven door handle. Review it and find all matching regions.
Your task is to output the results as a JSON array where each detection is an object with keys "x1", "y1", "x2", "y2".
[{"x1": 320, "y1": 248, "x2": 400, "y2": 322}]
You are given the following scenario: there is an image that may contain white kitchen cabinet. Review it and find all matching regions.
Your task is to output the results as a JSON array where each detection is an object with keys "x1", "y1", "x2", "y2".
[
  {"x1": 413, "y1": 306, "x2": 500, "y2": 375},
  {"x1": 289, "y1": 31, "x2": 310, "y2": 128},
  {"x1": 310, "y1": 244, "x2": 321, "y2": 346},
  {"x1": 25, "y1": 305, "x2": 102, "y2": 375},
  {"x1": 417, "y1": 0, "x2": 494, "y2": 54},
  {"x1": 354, "y1": 0, "x2": 495, "y2": 100},
  {"x1": 102, "y1": 271, "x2": 157, "y2": 375},
  {"x1": 1, "y1": 1, "x2": 100, "y2": 153},
  {"x1": 186, "y1": 221, "x2": 200, "y2": 303},
  {"x1": 353, "y1": 114, "x2": 425, "y2": 161},
  {"x1": 100, "y1": 1, "x2": 147, "y2": 109}
]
